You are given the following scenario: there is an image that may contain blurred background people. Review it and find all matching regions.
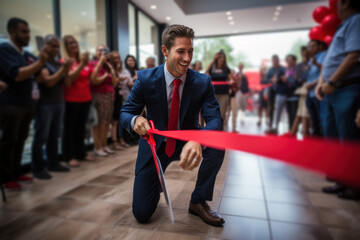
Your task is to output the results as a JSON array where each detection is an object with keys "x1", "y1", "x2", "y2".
[
  {"x1": 31, "y1": 35, "x2": 71, "y2": 180},
  {"x1": 109, "y1": 51, "x2": 132, "y2": 150},
  {"x1": 263, "y1": 55, "x2": 286, "y2": 133},
  {"x1": 90, "y1": 45, "x2": 118, "y2": 156},
  {"x1": 0, "y1": 18, "x2": 48, "y2": 189},
  {"x1": 205, "y1": 50, "x2": 234, "y2": 130},
  {"x1": 258, "y1": 65, "x2": 269, "y2": 126},
  {"x1": 194, "y1": 60, "x2": 202, "y2": 72},
  {"x1": 306, "y1": 39, "x2": 327, "y2": 136},
  {"x1": 236, "y1": 63, "x2": 249, "y2": 126},
  {"x1": 61, "y1": 35, "x2": 93, "y2": 167},
  {"x1": 289, "y1": 46, "x2": 310, "y2": 137},
  {"x1": 145, "y1": 56, "x2": 156, "y2": 69}
]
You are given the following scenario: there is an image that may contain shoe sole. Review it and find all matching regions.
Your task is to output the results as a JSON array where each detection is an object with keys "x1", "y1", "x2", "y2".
[{"x1": 188, "y1": 208, "x2": 225, "y2": 227}]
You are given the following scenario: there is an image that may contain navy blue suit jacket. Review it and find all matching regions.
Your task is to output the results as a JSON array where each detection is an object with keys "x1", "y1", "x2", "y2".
[{"x1": 120, "y1": 64, "x2": 223, "y2": 174}]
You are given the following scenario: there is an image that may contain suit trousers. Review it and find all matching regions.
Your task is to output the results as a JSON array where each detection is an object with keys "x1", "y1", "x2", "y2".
[{"x1": 132, "y1": 142, "x2": 225, "y2": 223}]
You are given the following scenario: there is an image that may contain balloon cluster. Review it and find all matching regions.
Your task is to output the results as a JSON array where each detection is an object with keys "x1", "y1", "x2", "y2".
[{"x1": 310, "y1": 0, "x2": 342, "y2": 46}]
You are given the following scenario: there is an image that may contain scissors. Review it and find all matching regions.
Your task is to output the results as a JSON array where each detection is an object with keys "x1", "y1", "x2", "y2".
[{"x1": 142, "y1": 120, "x2": 175, "y2": 224}]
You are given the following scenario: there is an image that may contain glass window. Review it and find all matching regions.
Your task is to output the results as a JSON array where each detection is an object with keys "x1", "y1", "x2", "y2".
[
  {"x1": 0, "y1": 0, "x2": 54, "y2": 55},
  {"x1": 138, "y1": 12, "x2": 158, "y2": 69},
  {"x1": 128, "y1": 4, "x2": 136, "y2": 58},
  {"x1": 60, "y1": 0, "x2": 106, "y2": 57}
]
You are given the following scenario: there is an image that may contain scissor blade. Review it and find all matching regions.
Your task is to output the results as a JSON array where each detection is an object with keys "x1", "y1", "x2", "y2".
[{"x1": 150, "y1": 145, "x2": 175, "y2": 224}]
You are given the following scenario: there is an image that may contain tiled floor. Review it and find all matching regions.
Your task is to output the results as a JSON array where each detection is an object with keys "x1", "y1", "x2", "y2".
[{"x1": 1, "y1": 116, "x2": 360, "y2": 240}]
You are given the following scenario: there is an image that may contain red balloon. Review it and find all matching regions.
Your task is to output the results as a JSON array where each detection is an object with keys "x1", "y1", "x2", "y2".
[
  {"x1": 309, "y1": 26, "x2": 326, "y2": 41},
  {"x1": 324, "y1": 35, "x2": 333, "y2": 46},
  {"x1": 321, "y1": 14, "x2": 342, "y2": 35},
  {"x1": 329, "y1": 0, "x2": 338, "y2": 13},
  {"x1": 313, "y1": 6, "x2": 332, "y2": 23}
]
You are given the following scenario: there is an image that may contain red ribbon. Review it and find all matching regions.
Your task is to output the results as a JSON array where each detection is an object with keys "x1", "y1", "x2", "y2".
[
  {"x1": 148, "y1": 129, "x2": 360, "y2": 186},
  {"x1": 212, "y1": 81, "x2": 229, "y2": 85}
]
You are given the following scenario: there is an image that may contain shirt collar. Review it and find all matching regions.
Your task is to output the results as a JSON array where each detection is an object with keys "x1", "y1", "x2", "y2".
[
  {"x1": 164, "y1": 62, "x2": 187, "y2": 87},
  {"x1": 8, "y1": 40, "x2": 24, "y2": 55}
]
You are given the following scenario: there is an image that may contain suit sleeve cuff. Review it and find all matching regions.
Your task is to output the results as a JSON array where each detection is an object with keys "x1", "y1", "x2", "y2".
[{"x1": 131, "y1": 115, "x2": 140, "y2": 130}]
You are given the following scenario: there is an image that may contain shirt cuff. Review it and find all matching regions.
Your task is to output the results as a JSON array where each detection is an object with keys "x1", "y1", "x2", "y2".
[{"x1": 131, "y1": 115, "x2": 140, "y2": 130}]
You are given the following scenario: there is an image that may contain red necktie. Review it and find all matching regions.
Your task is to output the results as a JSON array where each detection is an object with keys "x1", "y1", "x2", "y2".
[{"x1": 165, "y1": 79, "x2": 181, "y2": 157}]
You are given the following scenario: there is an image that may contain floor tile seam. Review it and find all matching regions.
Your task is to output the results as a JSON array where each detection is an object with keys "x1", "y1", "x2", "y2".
[
  {"x1": 258, "y1": 157, "x2": 274, "y2": 240},
  {"x1": 289, "y1": 166, "x2": 337, "y2": 239},
  {"x1": 209, "y1": 150, "x2": 232, "y2": 239}
]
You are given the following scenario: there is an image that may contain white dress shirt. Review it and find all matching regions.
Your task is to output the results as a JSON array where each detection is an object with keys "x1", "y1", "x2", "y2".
[{"x1": 131, "y1": 63, "x2": 187, "y2": 130}]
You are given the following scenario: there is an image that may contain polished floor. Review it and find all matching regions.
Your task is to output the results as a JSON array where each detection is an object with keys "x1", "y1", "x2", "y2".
[{"x1": 1, "y1": 115, "x2": 360, "y2": 240}]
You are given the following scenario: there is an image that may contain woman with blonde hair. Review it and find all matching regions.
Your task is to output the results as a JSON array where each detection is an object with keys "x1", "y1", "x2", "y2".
[{"x1": 61, "y1": 35, "x2": 93, "y2": 167}]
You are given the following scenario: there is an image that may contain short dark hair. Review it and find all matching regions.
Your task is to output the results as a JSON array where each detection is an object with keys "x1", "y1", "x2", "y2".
[
  {"x1": 341, "y1": 0, "x2": 360, "y2": 11},
  {"x1": 7, "y1": 17, "x2": 28, "y2": 34},
  {"x1": 286, "y1": 54, "x2": 297, "y2": 61},
  {"x1": 300, "y1": 46, "x2": 307, "y2": 53},
  {"x1": 310, "y1": 39, "x2": 327, "y2": 50},
  {"x1": 272, "y1": 54, "x2": 279, "y2": 59},
  {"x1": 162, "y1": 24, "x2": 194, "y2": 50}
]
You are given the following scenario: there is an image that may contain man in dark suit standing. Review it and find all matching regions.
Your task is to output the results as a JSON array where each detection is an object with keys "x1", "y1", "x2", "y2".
[{"x1": 120, "y1": 25, "x2": 225, "y2": 226}]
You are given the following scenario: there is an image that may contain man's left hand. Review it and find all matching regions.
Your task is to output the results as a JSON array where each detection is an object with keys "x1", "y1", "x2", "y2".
[
  {"x1": 321, "y1": 82, "x2": 335, "y2": 95},
  {"x1": 179, "y1": 141, "x2": 202, "y2": 170},
  {"x1": 355, "y1": 109, "x2": 360, "y2": 128}
]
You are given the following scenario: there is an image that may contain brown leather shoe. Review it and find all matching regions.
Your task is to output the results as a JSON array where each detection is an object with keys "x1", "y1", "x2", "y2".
[{"x1": 189, "y1": 201, "x2": 225, "y2": 227}]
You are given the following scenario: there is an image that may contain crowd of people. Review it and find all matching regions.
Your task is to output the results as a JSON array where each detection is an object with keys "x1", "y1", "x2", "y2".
[
  {"x1": 0, "y1": 0, "x2": 359, "y2": 201},
  {"x1": 0, "y1": 17, "x2": 156, "y2": 189}
]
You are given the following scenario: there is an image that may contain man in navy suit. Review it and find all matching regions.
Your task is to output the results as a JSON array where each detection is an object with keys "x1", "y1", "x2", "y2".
[{"x1": 120, "y1": 24, "x2": 225, "y2": 226}]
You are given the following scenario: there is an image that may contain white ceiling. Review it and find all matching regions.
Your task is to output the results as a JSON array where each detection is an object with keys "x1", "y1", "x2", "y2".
[{"x1": 131, "y1": 0, "x2": 328, "y2": 37}]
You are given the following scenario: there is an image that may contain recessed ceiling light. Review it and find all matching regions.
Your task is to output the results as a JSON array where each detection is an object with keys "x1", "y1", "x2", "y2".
[
  {"x1": 277, "y1": 6, "x2": 282, "y2": 11},
  {"x1": 273, "y1": 17, "x2": 278, "y2": 21},
  {"x1": 81, "y1": 11, "x2": 87, "y2": 16},
  {"x1": 150, "y1": 5, "x2": 157, "y2": 10},
  {"x1": 274, "y1": 11, "x2": 280, "y2": 16},
  {"x1": 226, "y1": 11, "x2": 232, "y2": 15},
  {"x1": 227, "y1": 16, "x2": 233, "y2": 20},
  {"x1": 165, "y1": 16, "x2": 171, "y2": 21},
  {"x1": 229, "y1": 21, "x2": 235, "y2": 25},
  {"x1": 45, "y1": 14, "x2": 52, "y2": 19}
]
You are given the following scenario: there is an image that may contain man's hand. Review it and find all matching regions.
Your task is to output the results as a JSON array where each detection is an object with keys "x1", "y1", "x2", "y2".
[
  {"x1": 355, "y1": 109, "x2": 360, "y2": 128},
  {"x1": 179, "y1": 141, "x2": 202, "y2": 170},
  {"x1": 315, "y1": 82, "x2": 324, "y2": 101},
  {"x1": 39, "y1": 46, "x2": 50, "y2": 63},
  {"x1": 305, "y1": 83, "x2": 314, "y2": 91},
  {"x1": 0, "y1": 81, "x2": 8, "y2": 93},
  {"x1": 134, "y1": 116, "x2": 151, "y2": 136},
  {"x1": 271, "y1": 75, "x2": 277, "y2": 83},
  {"x1": 321, "y1": 82, "x2": 335, "y2": 95}
]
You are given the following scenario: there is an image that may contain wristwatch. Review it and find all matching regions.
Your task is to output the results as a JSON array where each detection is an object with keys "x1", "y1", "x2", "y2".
[{"x1": 328, "y1": 81, "x2": 336, "y2": 88}]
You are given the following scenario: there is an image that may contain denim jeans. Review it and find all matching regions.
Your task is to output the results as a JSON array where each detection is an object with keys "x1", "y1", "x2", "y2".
[
  {"x1": 323, "y1": 83, "x2": 360, "y2": 141},
  {"x1": 31, "y1": 103, "x2": 64, "y2": 172}
]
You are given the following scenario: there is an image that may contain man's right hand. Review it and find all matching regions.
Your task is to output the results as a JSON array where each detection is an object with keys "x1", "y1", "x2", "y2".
[
  {"x1": 134, "y1": 116, "x2": 151, "y2": 136},
  {"x1": 355, "y1": 109, "x2": 360, "y2": 128},
  {"x1": 315, "y1": 82, "x2": 324, "y2": 101},
  {"x1": 0, "y1": 81, "x2": 8, "y2": 93}
]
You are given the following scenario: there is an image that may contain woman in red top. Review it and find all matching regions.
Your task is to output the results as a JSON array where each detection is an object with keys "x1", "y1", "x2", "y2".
[
  {"x1": 90, "y1": 45, "x2": 119, "y2": 156},
  {"x1": 61, "y1": 35, "x2": 94, "y2": 167}
]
